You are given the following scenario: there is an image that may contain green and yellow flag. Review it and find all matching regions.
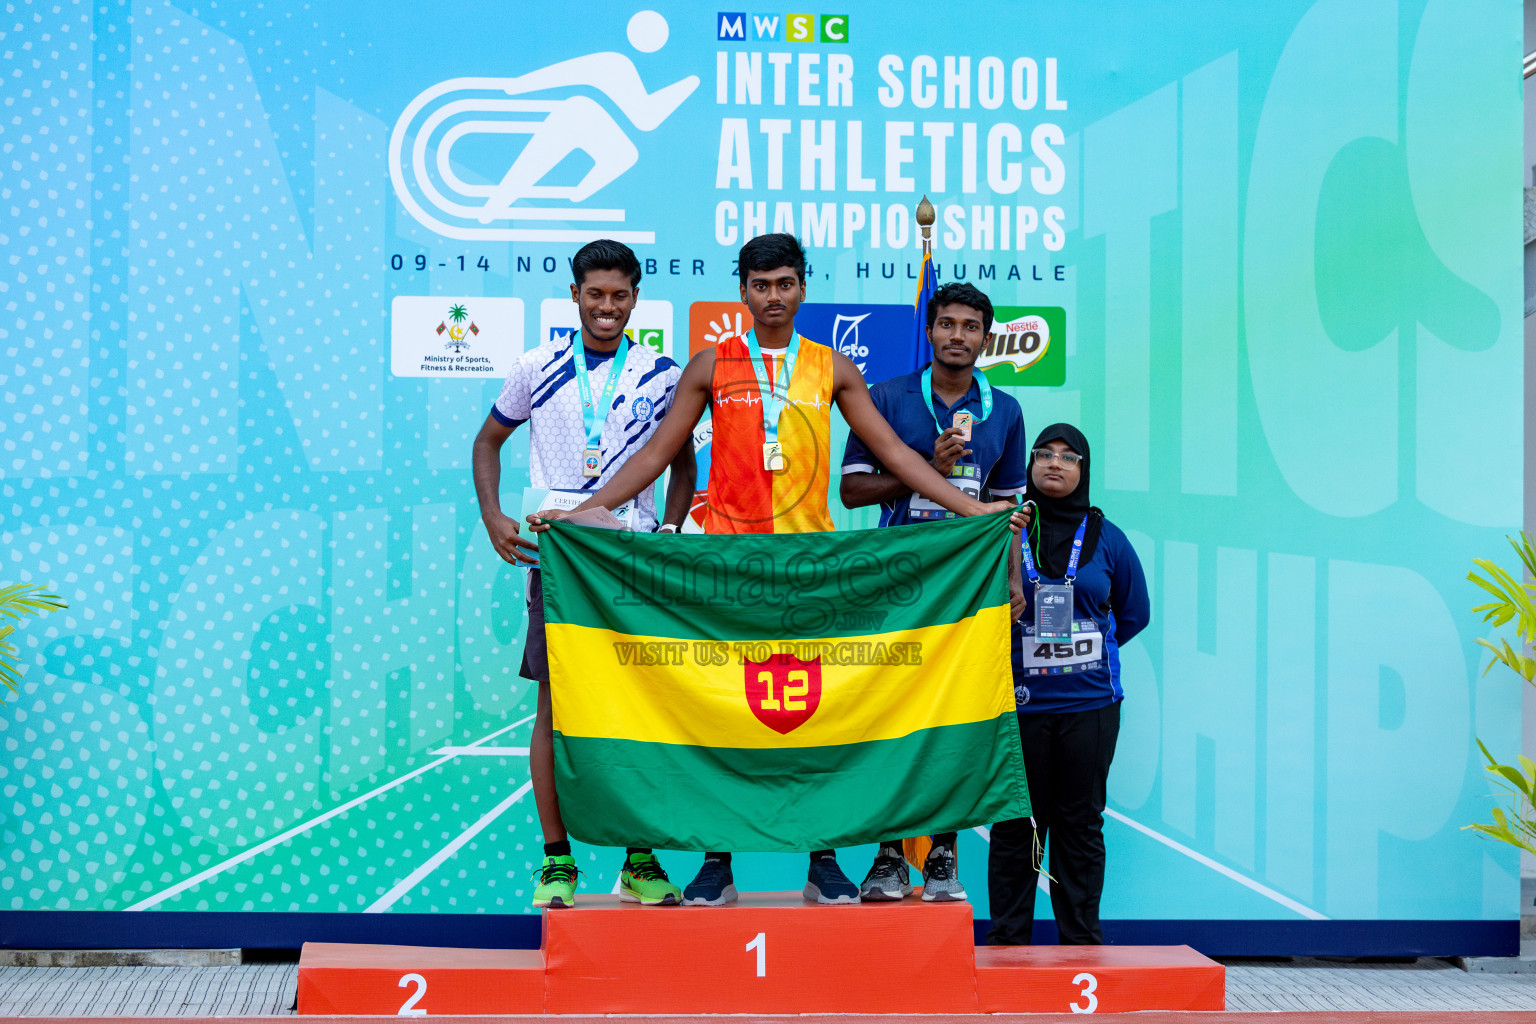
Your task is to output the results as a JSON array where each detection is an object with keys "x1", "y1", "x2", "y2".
[{"x1": 539, "y1": 511, "x2": 1029, "y2": 852}]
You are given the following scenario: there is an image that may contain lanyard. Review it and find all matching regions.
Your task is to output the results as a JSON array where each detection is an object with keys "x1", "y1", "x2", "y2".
[
  {"x1": 920, "y1": 365, "x2": 993, "y2": 436},
  {"x1": 570, "y1": 330, "x2": 631, "y2": 449},
  {"x1": 744, "y1": 330, "x2": 801, "y2": 443},
  {"x1": 1020, "y1": 512, "x2": 1090, "y2": 584}
]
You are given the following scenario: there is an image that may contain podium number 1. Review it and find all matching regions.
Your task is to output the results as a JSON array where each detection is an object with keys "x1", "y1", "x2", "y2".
[
  {"x1": 397, "y1": 973, "x2": 427, "y2": 1016},
  {"x1": 745, "y1": 932, "x2": 766, "y2": 977}
]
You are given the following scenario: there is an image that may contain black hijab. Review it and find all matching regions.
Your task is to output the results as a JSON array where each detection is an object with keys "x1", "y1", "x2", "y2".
[{"x1": 1022, "y1": 423, "x2": 1103, "y2": 578}]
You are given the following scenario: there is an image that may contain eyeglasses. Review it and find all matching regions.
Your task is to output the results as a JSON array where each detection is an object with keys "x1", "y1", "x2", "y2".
[{"x1": 1032, "y1": 449, "x2": 1084, "y2": 467}]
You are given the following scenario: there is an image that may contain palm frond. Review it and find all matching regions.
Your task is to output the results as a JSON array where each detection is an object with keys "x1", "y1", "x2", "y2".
[
  {"x1": 0, "y1": 583, "x2": 66, "y2": 698},
  {"x1": 0, "y1": 583, "x2": 68, "y2": 623},
  {"x1": 1469, "y1": 538, "x2": 1536, "y2": 851}
]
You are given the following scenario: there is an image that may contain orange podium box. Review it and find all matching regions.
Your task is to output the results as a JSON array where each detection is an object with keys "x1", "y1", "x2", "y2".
[
  {"x1": 297, "y1": 893, "x2": 1226, "y2": 1015},
  {"x1": 977, "y1": 943, "x2": 1225, "y2": 1013},
  {"x1": 296, "y1": 942, "x2": 543, "y2": 1015},
  {"x1": 542, "y1": 891, "x2": 977, "y2": 1014}
]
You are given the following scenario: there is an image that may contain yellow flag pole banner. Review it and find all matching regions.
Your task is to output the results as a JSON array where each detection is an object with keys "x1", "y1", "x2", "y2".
[{"x1": 538, "y1": 511, "x2": 1030, "y2": 852}]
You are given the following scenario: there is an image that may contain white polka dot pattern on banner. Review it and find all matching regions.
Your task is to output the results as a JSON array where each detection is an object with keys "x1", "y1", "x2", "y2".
[
  {"x1": 0, "y1": 0, "x2": 571, "y2": 914},
  {"x1": 124, "y1": 3, "x2": 386, "y2": 476},
  {"x1": 0, "y1": 0, "x2": 94, "y2": 478}
]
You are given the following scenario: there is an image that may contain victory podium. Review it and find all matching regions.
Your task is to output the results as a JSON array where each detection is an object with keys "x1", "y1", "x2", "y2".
[{"x1": 298, "y1": 892, "x2": 1224, "y2": 1014}]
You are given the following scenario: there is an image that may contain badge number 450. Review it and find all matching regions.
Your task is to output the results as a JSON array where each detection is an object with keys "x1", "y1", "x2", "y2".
[{"x1": 1033, "y1": 639, "x2": 1095, "y2": 659}]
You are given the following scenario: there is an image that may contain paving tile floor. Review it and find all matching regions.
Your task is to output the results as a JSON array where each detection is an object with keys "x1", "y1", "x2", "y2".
[
  {"x1": 3, "y1": 958, "x2": 1536, "y2": 1015},
  {"x1": 0, "y1": 966, "x2": 297, "y2": 1017},
  {"x1": 1223, "y1": 958, "x2": 1536, "y2": 1012}
]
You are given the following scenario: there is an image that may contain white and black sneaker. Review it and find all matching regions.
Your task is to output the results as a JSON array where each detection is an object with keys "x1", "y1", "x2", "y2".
[
  {"x1": 858, "y1": 845, "x2": 912, "y2": 902},
  {"x1": 920, "y1": 845, "x2": 967, "y2": 902}
]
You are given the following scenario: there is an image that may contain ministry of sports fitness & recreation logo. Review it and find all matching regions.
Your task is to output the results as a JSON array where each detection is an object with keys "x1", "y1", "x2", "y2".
[
  {"x1": 389, "y1": 11, "x2": 698, "y2": 244},
  {"x1": 438, "y1": 303, "x2": 478, "y2": 353}
]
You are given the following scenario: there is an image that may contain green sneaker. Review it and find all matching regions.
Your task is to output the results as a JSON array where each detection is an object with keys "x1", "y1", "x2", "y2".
[
  {"x1": 619, "y1": 852, "x2": 682, "y2": 906},
  {"x1": 532, "y1": 854, "x2": 578, "y2": 909}
]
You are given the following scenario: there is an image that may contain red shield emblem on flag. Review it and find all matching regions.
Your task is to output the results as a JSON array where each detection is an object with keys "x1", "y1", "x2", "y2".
[{"x1": 744, "y1": 653, "x2": 822, "y2": 734}]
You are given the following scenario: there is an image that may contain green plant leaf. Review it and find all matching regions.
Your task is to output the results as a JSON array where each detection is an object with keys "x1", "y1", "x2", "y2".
[
  {"x1": 1468, "y1": 536, "x2": 1536, "y2": 857},
  {"x1": 1488, "y1": 763, "x2": 1526, "y2": 789},
  {"x1": 0, "y1": 583, "x2": 67, "y2": 702}
]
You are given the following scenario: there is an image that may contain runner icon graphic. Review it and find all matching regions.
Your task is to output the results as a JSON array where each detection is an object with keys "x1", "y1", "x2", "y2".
[{"x1": 390, "y1": 10, "x2": 698, "y2": 243}]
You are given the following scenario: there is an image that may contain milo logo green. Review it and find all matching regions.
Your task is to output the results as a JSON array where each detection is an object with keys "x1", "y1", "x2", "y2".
[{"x1": 979, "y1": 306, "x2": 1066, "y2": 386}]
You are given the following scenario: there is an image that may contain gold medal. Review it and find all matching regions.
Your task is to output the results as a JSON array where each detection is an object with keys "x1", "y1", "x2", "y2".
[{"x1": 581, "y1": 447, "x2": 601, "y2": 478}]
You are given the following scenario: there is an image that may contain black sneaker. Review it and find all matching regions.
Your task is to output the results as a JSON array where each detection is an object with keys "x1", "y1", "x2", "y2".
[
  {"x1": 804, "y1": 853, "x2": 860, "y2": 904},
  {"x1": 682, "y1": 857, "x2": 738, "y2": 906},
  {"x1": 859, "y1": 845, "x2": 912, "y2": 902}
]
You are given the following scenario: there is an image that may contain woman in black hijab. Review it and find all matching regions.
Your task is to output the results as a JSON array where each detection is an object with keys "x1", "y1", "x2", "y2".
[{"x1": 987, "y1": 423, "x2": 1151, "y2": 946}]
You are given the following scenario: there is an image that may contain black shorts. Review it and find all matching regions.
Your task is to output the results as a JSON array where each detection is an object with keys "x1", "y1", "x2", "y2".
[{"x1": 519, "y1": 568, "x2": 548, "y2": 684}]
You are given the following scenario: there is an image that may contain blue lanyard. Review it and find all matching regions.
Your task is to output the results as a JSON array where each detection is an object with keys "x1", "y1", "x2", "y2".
[
  {"x1": 744, "y1": 330, "x2": 801, "y2": 443},
  {"x1": 920, "y1": 366, "x2": 993, "y2": 436},
  {"x1": 570, "y1": 330, "x2": 630, "y2": 449},
  {"x1": 1020, "y1": 513, "x2": 1089, "y2": 584}
]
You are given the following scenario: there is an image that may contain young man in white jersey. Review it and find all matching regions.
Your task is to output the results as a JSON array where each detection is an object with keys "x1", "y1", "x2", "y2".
[{"x1": 471, "y1": 239, "x2": 696, "y2": 908}]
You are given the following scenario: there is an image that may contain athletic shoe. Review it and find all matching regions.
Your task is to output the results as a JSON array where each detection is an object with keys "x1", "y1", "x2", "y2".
[
  {"x1": 532, "y1": 854, "x2": 578, "y2": 909},
  {"x1": 619, "y1": 852, "x2": 682, "y2": 906},
  {"x1": 859, "y1": 845, "x2": 912, "y2": 902},
  {"x1": 920, "y1": 845, "x2": 967, "y2": 902},
  {"x1": 804, "y1": 853, "x2": 860, "y2": 904},
  {"x1": 682, "y1": 857, "x2": 738, "y2": 906}
]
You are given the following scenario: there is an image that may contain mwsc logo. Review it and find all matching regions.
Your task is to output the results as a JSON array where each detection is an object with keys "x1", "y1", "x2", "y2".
[
  {"x1": 390, "y1": 11, "x2": 699, "y2": 244},
  {"x1": 717, "y1": 12, "x2": 849, "y2": 42}
]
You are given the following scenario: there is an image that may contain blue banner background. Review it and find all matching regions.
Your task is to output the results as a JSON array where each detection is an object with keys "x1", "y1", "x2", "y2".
[{"x1": 0, "y1": 0, "x2": 1523, "y2": 945}]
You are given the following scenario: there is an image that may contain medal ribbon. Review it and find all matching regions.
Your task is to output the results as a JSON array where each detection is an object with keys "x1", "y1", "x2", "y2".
[
  {"x1": 920, "y1": 365, "x2": 993, "y2": 437},
  {"x1": 744, "y1": 329, "x2": 802, "y2": 446},
  {"x1": 1020, "y1": 512, "x2": 1090, "y2": 585},
  {"x1": 570, "y1": 330, "x2": 631, "y2": 450}
]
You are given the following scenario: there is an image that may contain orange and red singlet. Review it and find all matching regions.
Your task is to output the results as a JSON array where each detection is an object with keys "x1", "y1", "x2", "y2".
[{"x1": 703, "y1": 334, "x2": 834, "y2": 535}]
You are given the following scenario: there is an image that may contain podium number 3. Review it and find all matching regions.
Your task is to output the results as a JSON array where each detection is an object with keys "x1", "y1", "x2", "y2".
[
  {"x1": 1070, "y1": 971, "x2": 1097, "y2": 1013},
  {"x1": 745, "y1": 931, "x2": 767, "y2": 977},
  {"x1": 397, "y1": 973, "x2": 427, "y2": 1016}
]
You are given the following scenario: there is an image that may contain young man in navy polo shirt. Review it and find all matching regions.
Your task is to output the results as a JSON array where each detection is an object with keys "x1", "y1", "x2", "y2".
[{"x1": 841, "y1": 281, "x2": 1029, "y2": 902}]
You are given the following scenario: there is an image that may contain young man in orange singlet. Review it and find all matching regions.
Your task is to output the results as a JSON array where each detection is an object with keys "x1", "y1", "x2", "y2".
[{"x1": 533, "y1": 233, "x2": 1017, "y2": 905}]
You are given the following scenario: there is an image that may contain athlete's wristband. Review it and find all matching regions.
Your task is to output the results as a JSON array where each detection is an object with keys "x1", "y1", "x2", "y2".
[{"x1": 657, "y1": 523, "x2": 679, "y2": 534}]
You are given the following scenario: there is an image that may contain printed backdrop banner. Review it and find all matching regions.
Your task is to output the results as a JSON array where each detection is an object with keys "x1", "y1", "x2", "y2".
[{"x1": 0, "y1": 0, "x2": 1522, "y2": 942}]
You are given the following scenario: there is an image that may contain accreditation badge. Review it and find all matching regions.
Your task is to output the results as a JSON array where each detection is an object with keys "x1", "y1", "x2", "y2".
[
  {"x1": 581, "y1": 447, "x2": 601, "y2": 478},
  {"x1": 763, "y1": 441, "x2": 786, "y2": 472},
  {"x1": 1034, "y1": 582, "x2": 1074, "y2": 640}
]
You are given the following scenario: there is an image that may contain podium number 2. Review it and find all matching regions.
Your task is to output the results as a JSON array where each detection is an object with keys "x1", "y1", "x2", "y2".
[
  {"x1": 1070, "y1": 971, "x2": 1097, "y2": 1013},
  {"x1": 397, "y1": 973, "x2": 427, "y2": 1016},
  {"x1": 745, "y1": 931, "x2": 766, "y2": 977}
]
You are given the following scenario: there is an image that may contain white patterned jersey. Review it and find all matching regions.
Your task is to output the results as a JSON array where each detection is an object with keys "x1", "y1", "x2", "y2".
[{"x1": 492, "y1": 333, "x2": 681, "y2": 532}]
